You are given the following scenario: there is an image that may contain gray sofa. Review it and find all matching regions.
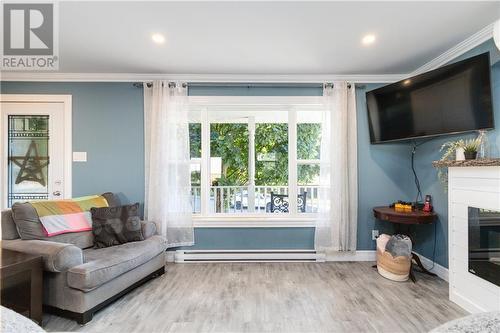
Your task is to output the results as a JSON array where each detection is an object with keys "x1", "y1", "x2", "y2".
[{"x1": 1, "y1": 194, "x2": 167, "y2": 324}]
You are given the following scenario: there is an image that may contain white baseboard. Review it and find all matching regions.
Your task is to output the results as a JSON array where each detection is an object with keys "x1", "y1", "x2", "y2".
[
  {"x1": 325, "y1": 250, "x2": 376, "y2": 262},
  {"x1": 174, "y1": 249, "x2": 326, "y2": 263},
  {"x1": 172, "y1": 249, "x2": 376, "y2": 263},
  {"x1": 325, "y1": 249, "x2": 449, "y2": 281},
  {"x1": 450, "y1": 291, "x2": 487, "y2": 313},
  {"x1": 412, "y1": 251, "x2": 449, "y2": 282}
]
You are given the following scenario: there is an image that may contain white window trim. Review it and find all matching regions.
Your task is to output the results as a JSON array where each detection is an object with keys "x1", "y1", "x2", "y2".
[
  {"x1": 192, "y1": 214, "x2": 316, "y2": 228},
  {"x1": 190, "y1": 96, "x2": 324, "y2": 227}
]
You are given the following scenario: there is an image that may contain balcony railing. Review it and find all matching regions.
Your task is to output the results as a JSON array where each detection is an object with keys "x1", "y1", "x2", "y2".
[{"x1": 191, "y1": 185, "x2": 319, "y2": 214}]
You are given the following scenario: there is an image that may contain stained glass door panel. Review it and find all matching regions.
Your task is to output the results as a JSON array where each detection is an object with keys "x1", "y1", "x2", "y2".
[
  {"x1": 7, "y1": 115, "x2": 50, "y2": 206},
  {"x1": 1, "y1": 100, "x2": 67, "y2": 209}
]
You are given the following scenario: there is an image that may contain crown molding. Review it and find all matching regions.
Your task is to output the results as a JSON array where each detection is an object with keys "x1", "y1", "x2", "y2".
[
  {"x1": 0, "y1": 23, "x2": 495, "y2": 84},
  {"x1": 0, "y1": 72, "x2": 404, "y2": 83},
  {"x1": 410, "y1": 22, "x2": 495, "y2": 76}
]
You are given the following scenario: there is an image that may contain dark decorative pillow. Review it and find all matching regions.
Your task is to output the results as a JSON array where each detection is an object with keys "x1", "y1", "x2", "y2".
[
  {"x1": 91, "y1": 206, "x2": 126, "y2": 248},
  {"x1": 121, "y1": 203, "x2": 144, "y2": 242},
  {"x1": 90, "y1": 203, "x2": 144, "y2": 248}
]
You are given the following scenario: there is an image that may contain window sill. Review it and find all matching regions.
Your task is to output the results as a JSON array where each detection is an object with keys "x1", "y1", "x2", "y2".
[{"x1": 192, "y1": 215, "x2": 316, "y2": 228}]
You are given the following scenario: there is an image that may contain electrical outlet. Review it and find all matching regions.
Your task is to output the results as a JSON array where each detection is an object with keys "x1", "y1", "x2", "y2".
[
  {"x1": 73, "y1": 152, "x2": 87, "y2": 162},
  {"x1": 372, "y1": 230, "x2": 379, "y2": 240}
]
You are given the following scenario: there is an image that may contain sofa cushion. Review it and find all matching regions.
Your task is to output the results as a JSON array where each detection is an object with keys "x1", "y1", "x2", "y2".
[
  {"x1": 1, "y1": 210, "x2": 20, "y2": 240},
  {"x1": 9, "y1": 193, "x2": 120, "y2": 249},
  {"x1": 11, "y1": 202, "x2": 46, "y2": 239},
  {"x1": 67, "y1": 235, "x2": 166, "y2": 292}
]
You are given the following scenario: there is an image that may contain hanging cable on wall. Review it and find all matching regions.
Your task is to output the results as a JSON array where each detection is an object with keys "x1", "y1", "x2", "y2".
[
  {"x1": 410, "y1": 138, "x2": 434, "y2": 205},
  {"x1": 410, "y1": 137, "x2": 438, "y2": 271}
]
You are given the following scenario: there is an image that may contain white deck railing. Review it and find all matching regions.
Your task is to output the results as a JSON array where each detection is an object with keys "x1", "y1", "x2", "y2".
[
  {"x1": 191, "y1": 185, "x2": 319, "y2": 214},
  {"x1": 191, "y1": 186, "x2": 202, "y2": 213}
]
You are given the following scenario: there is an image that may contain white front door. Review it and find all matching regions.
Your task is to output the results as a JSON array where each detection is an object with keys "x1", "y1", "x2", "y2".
[{"x1": 0, "y1": 95, "x2": 72, "y2": 209}]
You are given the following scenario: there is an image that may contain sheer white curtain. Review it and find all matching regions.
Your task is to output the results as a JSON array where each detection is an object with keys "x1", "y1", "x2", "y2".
[
  {"x1": 144, "y1": 80, "x2": 194, "y2": 248},
  {"x1": 315, "y1": 82, "x2": 358, "y2": 252}
]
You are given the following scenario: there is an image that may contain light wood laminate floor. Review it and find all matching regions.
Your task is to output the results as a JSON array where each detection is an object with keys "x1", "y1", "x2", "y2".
[{"x1": 43, "y1": 262, "x2": 467, "y2": 333}]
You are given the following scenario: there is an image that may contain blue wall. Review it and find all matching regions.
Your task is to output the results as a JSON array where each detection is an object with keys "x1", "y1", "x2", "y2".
[
  {"x1": 3, "y1": 39, "x2": 496, "y2": 257},
  {"x1": 0, "y1": 81, "x2": 409, "y2": 251},
  {"x1": 191, "y1": 227, "x2": 315, "y2": 249},
  {"x1": 356, "y1": 84, "x2": 411, "y2": 249},
  {"x1": 188, "y1": 84, "x2": 323, "y2": 96},
  {"x1": 406, "y1": 39, "x2": 500, "y2": 268},
  {"x1": 0, "y1": 82, "x2": 322, "y2": 250},
  {"x1": 0, "y1": 82, "x2": 145, "y2": 206}
]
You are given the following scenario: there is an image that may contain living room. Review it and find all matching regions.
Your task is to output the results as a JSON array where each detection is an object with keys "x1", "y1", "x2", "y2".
[{"x1": 0, "y1": 1, "x2": 499, "y2": 332}]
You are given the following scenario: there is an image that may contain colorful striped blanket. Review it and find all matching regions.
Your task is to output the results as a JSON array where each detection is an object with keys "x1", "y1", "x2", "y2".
[{"x1": 30, "y1": 195, "x2": 109, "y2": 237}]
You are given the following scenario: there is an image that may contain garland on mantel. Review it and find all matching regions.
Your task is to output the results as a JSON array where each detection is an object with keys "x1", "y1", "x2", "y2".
[{"x1": 432, "y1": 158, "x2": 500, "y2": 168}]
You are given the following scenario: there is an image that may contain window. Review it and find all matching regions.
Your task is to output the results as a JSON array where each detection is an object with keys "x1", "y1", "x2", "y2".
[
  {"x1": 189, "y1": 104, "x2": 323, "y2": 217},
  {"x1": 209, "y1": 117, "x2": 249, "y2": 213},
  {"x1": 255, "y1": 120, "x2": 288, "y2": 213},
  {"x1": 189, "y1": 119, "x2": 201, "y2": 213},
  {"x1": 297, "y1": 111, "x2": 322, "y2": 213}
]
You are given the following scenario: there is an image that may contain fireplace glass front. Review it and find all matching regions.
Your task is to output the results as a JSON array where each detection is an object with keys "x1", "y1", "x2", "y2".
[{"x1": 468, "y1": 207, "x2": 500, "y2": 287}]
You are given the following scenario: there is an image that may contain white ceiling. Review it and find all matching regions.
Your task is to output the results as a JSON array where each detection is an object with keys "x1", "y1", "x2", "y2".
[{"x1": 33, "y1": 1, "x2": 500, "y2": 75}]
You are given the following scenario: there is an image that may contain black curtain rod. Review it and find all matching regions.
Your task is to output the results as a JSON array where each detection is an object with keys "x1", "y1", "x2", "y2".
[
  {"x1": 133, "y1": 82, "x2": 364, "y2": 89},
  {"x1": 188, "y1": 82, "x2": 323, "y2": 88}
]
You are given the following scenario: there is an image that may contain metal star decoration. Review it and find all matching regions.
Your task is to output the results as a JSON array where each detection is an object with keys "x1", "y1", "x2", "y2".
[{"x1": 9, "y1": 140, "x2": 49, "y2": 186}]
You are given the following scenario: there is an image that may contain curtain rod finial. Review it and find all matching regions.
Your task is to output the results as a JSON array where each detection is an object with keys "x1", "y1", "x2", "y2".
[
  {"x1": 323, "y1": 82, "x2": 354, "y2": 89},
  {"x1": 133, "y1": 82, "x2": 152, "y2": 88}
]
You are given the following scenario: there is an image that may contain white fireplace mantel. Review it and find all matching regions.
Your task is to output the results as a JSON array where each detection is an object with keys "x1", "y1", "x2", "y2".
[{"x1": 448, "y1": 166, "x2": 500, "y2": 313}]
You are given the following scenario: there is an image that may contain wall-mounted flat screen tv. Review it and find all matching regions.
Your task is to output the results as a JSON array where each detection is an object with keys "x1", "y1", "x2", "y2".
[{"x1": 366, "y1": 52, "x2": 494, "y2": 144}]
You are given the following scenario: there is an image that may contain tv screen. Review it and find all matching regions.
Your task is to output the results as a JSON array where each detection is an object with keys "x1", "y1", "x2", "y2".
[{"x1": 367, "y1": 52, "x2": 494, "y2": 143}]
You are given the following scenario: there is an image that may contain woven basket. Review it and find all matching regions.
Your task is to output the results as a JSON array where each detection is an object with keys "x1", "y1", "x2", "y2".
[{"x1": 376, "y1": 249, "x2": 411, "y2": 282}]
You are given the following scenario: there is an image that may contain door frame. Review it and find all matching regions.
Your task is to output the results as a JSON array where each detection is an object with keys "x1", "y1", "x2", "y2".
[{"x1": 0, "y1": 94, "x2": 72, "y2": 208}]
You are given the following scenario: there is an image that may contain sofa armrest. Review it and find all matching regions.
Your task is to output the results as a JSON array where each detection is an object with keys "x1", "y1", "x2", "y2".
[
  {"x1": 2, "y1": 239, "x2": 83, "y2": 272},
  {"x1": 141, "y1": 221, "x2": 157, "y2": 239}
]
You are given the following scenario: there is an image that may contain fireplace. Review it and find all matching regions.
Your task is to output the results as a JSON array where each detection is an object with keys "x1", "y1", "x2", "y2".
[
  {"x1": 468, "y1": 207, "x2": 500, "y2": 287},
  {"x1": 448, "y1": 166, "x2": 500, "y2": 312}
]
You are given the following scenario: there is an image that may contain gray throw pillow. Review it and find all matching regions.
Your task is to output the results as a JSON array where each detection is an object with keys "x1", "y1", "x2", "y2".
[
  {"x1": 11, "y1": 202, "x2": 47, "y2": 240},
  {"x1": 101, "y1": 192, "x2": 121, "y2": 207},
  {"x1": 91, "y1": 203, "x2": 144, "y2": 248}
]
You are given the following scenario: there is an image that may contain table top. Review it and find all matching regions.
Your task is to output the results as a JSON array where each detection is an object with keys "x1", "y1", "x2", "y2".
[
  {"x1": 373, "y1": 206, "x2": 437, "y2": 225},
  {"x1": 0, "y1": 247, "x2": 42, "y2": 269},
  {"x1": 432, "y1": 158, "x2": 500, "y2": 168}
]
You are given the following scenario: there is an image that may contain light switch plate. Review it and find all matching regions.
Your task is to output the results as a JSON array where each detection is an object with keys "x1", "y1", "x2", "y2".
[{"x1": 72, "y1": 152, "x2": 87, "y2": 162}]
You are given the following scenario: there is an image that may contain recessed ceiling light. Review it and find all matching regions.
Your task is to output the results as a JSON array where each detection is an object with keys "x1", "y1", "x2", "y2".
[
  {"x1": 403, "y1": 79, "x2": 411, "y2": 86},
  {"x1": 151, "y1": 33, "x2": 165, "y2": 44},
  {"x1": 362, "y1": 34, "x2": 376, "y2": 46}
]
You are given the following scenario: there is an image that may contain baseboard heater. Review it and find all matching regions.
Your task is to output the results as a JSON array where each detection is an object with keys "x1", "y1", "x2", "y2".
[{"x1": 174, "y1": 249, "x2": 325, "y2": 263}]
